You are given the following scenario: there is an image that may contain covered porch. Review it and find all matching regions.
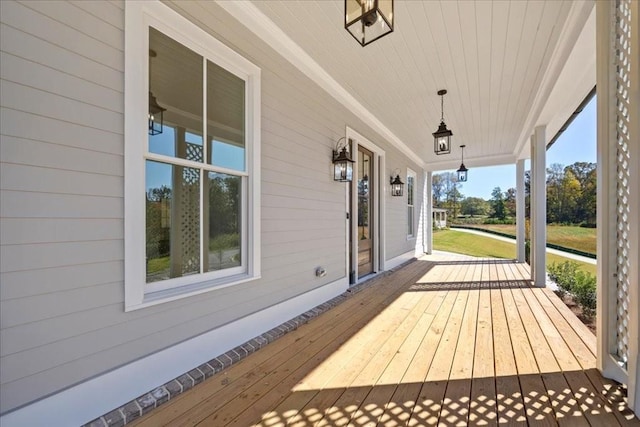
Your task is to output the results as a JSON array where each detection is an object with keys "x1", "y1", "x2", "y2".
[{"x1": 131, "y1": 254, "x2": 637, "y2": 426}]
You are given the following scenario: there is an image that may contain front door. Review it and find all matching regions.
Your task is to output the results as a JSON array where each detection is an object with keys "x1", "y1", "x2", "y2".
[{"x1": 357, "y1": 146, "x2": 374, "y2": 277}]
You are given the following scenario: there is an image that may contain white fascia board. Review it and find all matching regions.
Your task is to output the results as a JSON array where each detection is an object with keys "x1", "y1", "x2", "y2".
[
  {"x1": 513, "y1": 0, "x2": 595, "y2": 160},
  {"x1": 216, "y1": 0, "x2": 425, "y2": 170}
]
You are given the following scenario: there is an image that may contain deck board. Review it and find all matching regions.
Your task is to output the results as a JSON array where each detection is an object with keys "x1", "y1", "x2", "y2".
[{"x1": 130, "y1": 254, "x2": 637, "y2": 427}]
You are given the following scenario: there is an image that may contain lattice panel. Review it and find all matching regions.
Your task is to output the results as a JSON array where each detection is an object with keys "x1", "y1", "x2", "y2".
[
  {"x1": 180, "y1": 166, "x2": 200, "y2": 276},
  {"x1": 186, "y1": 142, "x2": 203, "y2": 163},
  {"x1": 614, "y1": 0, "x2": 631, "y2": 367}
]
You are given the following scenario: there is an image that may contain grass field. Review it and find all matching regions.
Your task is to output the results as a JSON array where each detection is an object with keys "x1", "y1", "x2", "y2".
[
  {"x1": 433, "y1": 229, "x2": 596, "y2": 276},
  {"x1": 462, "y1": 224, "x2": 596, "y2": 255}
]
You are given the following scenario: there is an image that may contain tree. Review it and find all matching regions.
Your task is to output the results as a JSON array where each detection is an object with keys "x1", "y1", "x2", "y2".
[
  {"x1": 432, "y1": 172, "x2": 462, "y2": 218},
  {"x1": 461, "y1": 197, "x2": 490, "y2": 217},
  {"x1": 490, "y1": 187, "x2": 506, "y2": 220},
  {"x1": 547, "y1": 163, "x2": 565, "y2": 223},
  {"x1": 432, "y1": 174, "x2": 445, "y2": 207},
  {"x1": 504, "y1": 187, "x2": 517, "y2": 218}
]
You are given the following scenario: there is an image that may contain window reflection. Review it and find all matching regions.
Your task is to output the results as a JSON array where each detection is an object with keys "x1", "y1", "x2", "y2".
[
  {"x1": 145, "y1": 160, "x2": 200, "y2": 283},
  {"x1": 206, "y1": 173, "x2": 241, "y2": 272}
]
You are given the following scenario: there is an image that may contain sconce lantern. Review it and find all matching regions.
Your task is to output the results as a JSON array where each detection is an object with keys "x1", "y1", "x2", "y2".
[
  {"x1": 148, "y1": 49, "x2": 166, "y2": 136},
  {"x1": 333, "y1": 137, "x2": 355, "y2": 182},
  {"x1": 390, "y1": 172, "x2": 404, "y2": 197},
  {"x1": 345, "y1": 0, "x2": 394, "y2": 47},
  {"x1": 433, "y1": 89, "x2": 453, "y2": 155},
  {"x1": 457, "y1": 145, "x2": 468, "y2": 182}
]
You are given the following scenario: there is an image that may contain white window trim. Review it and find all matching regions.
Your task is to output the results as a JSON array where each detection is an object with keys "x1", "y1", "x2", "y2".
[
  {"x1": 124, "y1": 1, "x2": 261, "y2": 311},
  {"x1": 407, "y1": 168, "x2": 417, "y2": 240}
]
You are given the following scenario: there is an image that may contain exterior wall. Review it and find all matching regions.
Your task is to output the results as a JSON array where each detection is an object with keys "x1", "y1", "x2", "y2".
[
  {"x1": 0, "y1": 0, "x2": 424, "y2": 416},
  {"x1": 384, "y1": 150, "x2": 424, "y2": 261}
]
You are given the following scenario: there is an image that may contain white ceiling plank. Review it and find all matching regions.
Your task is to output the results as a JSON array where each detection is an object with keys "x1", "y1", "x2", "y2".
[{"x1": 215, "y1": 0, "x2": 595, "y2": 169}]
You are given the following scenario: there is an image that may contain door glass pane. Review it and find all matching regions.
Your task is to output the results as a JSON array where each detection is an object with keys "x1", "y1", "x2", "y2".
[
  {"x1": 207, "y1": 60, "x2": 245, "y2": 171},
  {"x1": 205, "y1": 172, "x2": 242, "y2": 272},
  {"x1": 148, "y1": 27, "x2": 203, "y2": 161},
  {"x1": 358, "y1": 150, "x2": 371, "y2": 241},
  {"x1": 146, "y1": 160, "x2": 200, "y2": 283}
]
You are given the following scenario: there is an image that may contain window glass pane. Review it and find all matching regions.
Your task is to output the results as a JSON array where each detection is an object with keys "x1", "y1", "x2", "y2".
[
  {"x1": 205, "y1": 172, "x2": 242, "y2": 272},
  {"x1": 407, "y1": 176, "x2": 414, "y2": 205},
  {"x1": 149, "y1": 27, "x2": 203, "y2": 161},
  {"x1": 408, "y1": 207, "x2": 414, "y2": 236},
  {"x1": 207, "y1": 60, "x2": 245, "y2": 171},
  {"x1": 146, "y1": 160, "x2": 200, "y2": 283}
]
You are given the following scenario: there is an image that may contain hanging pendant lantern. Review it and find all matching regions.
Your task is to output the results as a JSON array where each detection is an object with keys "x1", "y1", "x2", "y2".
[
  {"x1": 433, "y1": 89, "x2": 453, "y2": 155},
  {"x1": 148, "y1": 49, "x2": 166, "y2": 135},
  {"x1": 457, "y1": 144, "x2": 468, "y2": 182},
  {"x1": 345, "y1": 0, "x2": 394, "y2": 47}
]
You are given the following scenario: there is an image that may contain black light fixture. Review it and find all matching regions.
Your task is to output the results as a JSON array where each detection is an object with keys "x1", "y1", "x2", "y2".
[
  {"x1": 148, "y1": 49, "x2": 166, "y2": 135},
  {"x1": 333, "y1": 137, "x2": 355, "y2": 182},
  {"x1": 433, "y1": 89, "x2": 453, "y2": 155},
  {"x1": 390, "y1": 170, "x2": 404, "y2": 196},
  {"x1": 345, "y1": 0, "x2": 394, "y2": 47},
  {"x1": 457, "y1": 144, "x2": 468, "y2": 182}
]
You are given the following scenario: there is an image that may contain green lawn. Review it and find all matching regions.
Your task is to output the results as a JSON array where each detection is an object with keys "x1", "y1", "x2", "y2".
[
  {"x1": 462, "y1": 224, "x2": 596, "y2": 255},
  {"x1": 433, "y1": 229, "x2": 596, "y2": 276}
]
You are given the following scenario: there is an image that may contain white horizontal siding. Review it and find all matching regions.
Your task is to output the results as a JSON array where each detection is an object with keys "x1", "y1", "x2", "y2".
[
  {"x1": 0, "y1": 261, "x2": 124, "y2": 300},
  {"x1": 0, "y1": 0, "x2": 425, "y2": 415},
  {"x1": 0, "y1": 136, "x2": 123, "y2": 177},
  {"x1": 0, "y1": 191, "x2": 123, "y2": 219}
]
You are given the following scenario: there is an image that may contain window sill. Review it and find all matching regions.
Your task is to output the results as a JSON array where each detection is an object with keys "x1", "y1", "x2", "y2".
[{"x1": 125, "y1": 273, "x2": 261, "y2": 312}]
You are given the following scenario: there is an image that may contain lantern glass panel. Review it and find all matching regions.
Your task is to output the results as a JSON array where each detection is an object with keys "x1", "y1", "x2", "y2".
[
  {"x1": 458, "y1": 170, "x2": 467, "y2": 182},
  {"x1": 334, "y1": 160, "x2": 353, "y2": 182},
  {"x1": 435, "y1": 135, "x2": 450, "y2": 155}
]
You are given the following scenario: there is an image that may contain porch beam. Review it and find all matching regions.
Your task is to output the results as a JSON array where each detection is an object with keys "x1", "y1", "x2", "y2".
[
  {"x1": 516, "y1": 159, "x2": 526, "y2": 263},
  {"x1": 530, "y1": 126, "x2": 546, "y2": 287}
]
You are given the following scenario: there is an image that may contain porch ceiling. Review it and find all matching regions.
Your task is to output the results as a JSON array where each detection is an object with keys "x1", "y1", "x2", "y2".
[{"x1": 220, "y1": 0, "x2": 596, "y2": 171}]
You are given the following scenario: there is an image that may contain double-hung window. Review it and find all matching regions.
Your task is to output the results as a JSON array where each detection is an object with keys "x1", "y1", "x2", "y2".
[
  {"x1": 407, "y1": 169, "x2": 416, "y2": 238},
  {"x1": 124, "y1": 2, "x2": 261, "y2": 310}
]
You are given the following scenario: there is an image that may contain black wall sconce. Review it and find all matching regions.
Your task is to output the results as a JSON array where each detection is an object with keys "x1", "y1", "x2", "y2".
[
  {"x1": 345, "y1": 0, "x2": 394, "y2": 47},
  {"x1": 333, "y1": 137, "x2": 355, "y2": 182},
  {"x1": 390, "y1": 169, "x2": 404, "y2": 196},
  {"x1": 433, "y1": 89, "x2": 453, "y2": 155},
  {"x1": 457, "y1": 144, "x2": 468, "y2": 182}
]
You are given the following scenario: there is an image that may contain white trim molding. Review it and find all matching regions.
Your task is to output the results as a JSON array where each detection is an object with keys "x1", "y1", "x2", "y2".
[
  {"x1": 0, "y1": 278, "x2": 348, "y2": 427},
  {"x1": 385, "y1": 250, "x2": 416, "y2": 271},
  {"x1": 346, "y1": 126, "x2": 386, "y2": 279}
]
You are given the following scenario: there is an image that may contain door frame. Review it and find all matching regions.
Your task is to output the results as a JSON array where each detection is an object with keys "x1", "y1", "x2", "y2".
[{"x1": 345, "y1": 126, "x2": 386, "y2": 284}]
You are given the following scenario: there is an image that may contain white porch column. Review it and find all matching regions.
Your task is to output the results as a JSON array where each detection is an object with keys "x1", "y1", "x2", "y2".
[
  {"x1": 516, "y1": 159, "x2": 526, "y2": 263},
  {"x1": 530, "y1": 126, "x2": 546, "y2": 287},
  {"x1": 425, "y1": 171, "x2": 433, "y2": 254}
]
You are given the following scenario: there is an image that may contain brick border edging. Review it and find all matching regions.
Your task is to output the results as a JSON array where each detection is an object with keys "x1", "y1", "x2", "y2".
[{"x1": 83, "y1": 261, "x2": 414, "y2": 427}]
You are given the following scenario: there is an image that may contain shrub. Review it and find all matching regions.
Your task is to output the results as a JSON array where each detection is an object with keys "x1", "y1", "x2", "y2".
[
  {"x1": 483, "y1": 217, "x2": 516, "y2": 225},
  {"x1": 548, "y1": 261, "x2": 597, "y2": 318}
]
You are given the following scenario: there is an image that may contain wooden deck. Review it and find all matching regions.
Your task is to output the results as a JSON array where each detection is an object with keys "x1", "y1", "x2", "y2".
[{"x1": 132, "y1": 254, "x2": 639, "y2": 426}]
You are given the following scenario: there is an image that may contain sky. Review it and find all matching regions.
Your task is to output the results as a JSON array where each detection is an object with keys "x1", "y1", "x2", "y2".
[{"x1": 453, "y1": 95, "x2": 597, "y2": 200}]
